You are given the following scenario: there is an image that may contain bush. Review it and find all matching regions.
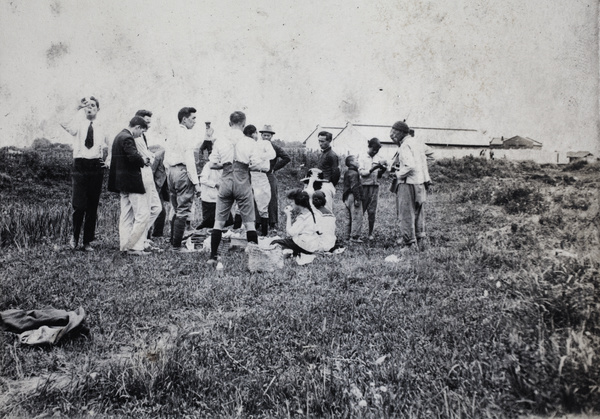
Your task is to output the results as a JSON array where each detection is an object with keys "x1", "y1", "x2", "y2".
[
  {"x1": 562, "y1": 160, "x2": 588, "y2": 171},
  {"x1": 431, "y1": 156, "x2": 514, "y2": 182},
  {"x1": 492, "y1": 182, "x2": 548, "y2": 214}
]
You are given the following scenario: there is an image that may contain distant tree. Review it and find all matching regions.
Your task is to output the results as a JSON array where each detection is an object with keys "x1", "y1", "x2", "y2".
[
  {"x1": 31, "y1": 137, "x2": 52, "y2": 150},
  {"x1": 284, "y1": 141, "x2": 306, "y2": 148}
]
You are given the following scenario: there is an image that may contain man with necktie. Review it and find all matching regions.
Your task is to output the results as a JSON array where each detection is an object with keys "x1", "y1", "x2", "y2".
[{"x1": 60, "y1": 96, "x2": 109, "y2": 251}]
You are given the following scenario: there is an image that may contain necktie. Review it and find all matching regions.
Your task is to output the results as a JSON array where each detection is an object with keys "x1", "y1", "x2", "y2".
[{"x1": 85, "y1": 122, "x2": 94, "y2": 149}]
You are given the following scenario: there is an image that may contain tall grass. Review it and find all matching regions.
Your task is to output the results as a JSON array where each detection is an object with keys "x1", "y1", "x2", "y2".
[{"x1": 0, "y1": 150, "x2": 599, "y2": 417}]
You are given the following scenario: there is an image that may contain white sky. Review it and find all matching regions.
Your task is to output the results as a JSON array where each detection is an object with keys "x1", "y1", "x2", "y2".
[{"x1": 0, "y1": 0, "x2": 598, "y2": 152}]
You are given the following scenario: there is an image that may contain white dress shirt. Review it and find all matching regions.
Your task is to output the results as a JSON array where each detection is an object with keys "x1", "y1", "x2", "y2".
[
  {"x1": 209, "y1": 128, "x2": 257, "y2": 165},
  {"x1": 164, "y1": 124, "x2": 200, "y2": 185},
  {"x1": 249, "y1": 139, "x2": 276, "y2": 171},
  {"x1": 63, "y1": 109, "x2": 109, "y2": 160}
]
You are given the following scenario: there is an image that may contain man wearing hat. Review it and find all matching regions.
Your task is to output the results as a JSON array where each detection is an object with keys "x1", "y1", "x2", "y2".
[
  {"x1": 316, "y1": 131, "x2": 340, "y2": 212},
  {"x1": 358, "y1": 137, "x2": 388, "y2": 240},
  {"x1": 260, "y1": 124, "x2": 290, "y2": 231},
  {"x1": 245, "y1": 124, "x2": 276, "y2": 236},
  {"x1": 389, "y1": 121, "x2": 433, "y2": 251}
]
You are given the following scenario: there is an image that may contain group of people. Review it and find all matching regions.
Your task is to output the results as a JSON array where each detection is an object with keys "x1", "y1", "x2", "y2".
[
  {"x1": 274, "y1": 123, "x2": 433, "y2": 261},
  {"x1": 60, "y1": 96, "x2": 433, "y2": 268}
]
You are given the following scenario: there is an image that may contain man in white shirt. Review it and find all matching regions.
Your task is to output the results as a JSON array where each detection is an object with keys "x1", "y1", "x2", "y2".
[
  {"x1": 207, "y1": 111, "x2": 258, "y2": 269},
  {"x1": 357, "y1": 137, "x2": 388, "y2": 240},
  {"x1": 164, "y1": 107, "x2": 202, "y2": 251},
  {"x1": 389, "y1": 120, "x2": 433, "y2": 251},
  {"x1": 60, "y1": 96, "x2": 109, "y2": 251},
  {"x1": 244, "y1": 124, "x2": 276, "y2": 236}
]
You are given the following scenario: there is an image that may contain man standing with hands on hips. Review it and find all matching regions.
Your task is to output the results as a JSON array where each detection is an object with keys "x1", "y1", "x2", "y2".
[
  {"x1": 207, "y1": 111, "x2": 259, "y2": 270},
  {"x1": 261, "y1": 125, "x2": 290, "y2": 232},
  {"x1": 60, "y1": 96, "x2": 109, "y2": 252},
  {"x1": 164, "y1": 107, "x2": 202, "y2": 252}
]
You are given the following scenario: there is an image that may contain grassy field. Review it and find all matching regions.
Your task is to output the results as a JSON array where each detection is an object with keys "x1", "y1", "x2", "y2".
[{"x1": 1, "y1": 149, "x2": 599, "y2": 418}]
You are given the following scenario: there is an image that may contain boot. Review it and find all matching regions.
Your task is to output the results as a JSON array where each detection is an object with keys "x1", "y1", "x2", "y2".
[
  {"x1": 172, "y1": 217, "x2": 187, "y2": 248},
  {"x1": 261, "y1": 217, "x2": 269, "y2": 236},
  {"x1": 233, "y1": 214, "x2": 242, "y2": 229},
  {"x1": 169, "y1": 216, "x2": 176, "y2": 245},
  {"x1": 247, "y1": 230, "x2": 258, "y2": 244}
]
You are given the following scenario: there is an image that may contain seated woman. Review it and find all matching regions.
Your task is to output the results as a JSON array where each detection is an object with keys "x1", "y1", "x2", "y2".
[
  {"x1": 312, "y1": 190, "x2": 337, "y2": 252},
  {"x1": 271, "y1": 189, "x2": 320, "y2": 257}
]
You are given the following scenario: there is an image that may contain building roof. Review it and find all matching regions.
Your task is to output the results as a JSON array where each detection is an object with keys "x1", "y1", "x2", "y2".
[
  {"x1": 304, "y1": 123, "x2": 489, "y2": 149},
  {"x1": 505, "y1": 136, "x2": 543, "y2": 147},
  {"x1": 566, "y1": 151, "x2": 594, "y2": 158}
]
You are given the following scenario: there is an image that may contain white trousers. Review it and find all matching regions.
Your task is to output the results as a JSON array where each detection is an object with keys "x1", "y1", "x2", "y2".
[
  {"x1": 320, "y1": 182, "x2": 336, "y2": 213},
  {"x1": 141, "y1": 167, "x2": 162, "y2": 241},
  {"x1": 250, "y1": 172, "x2": 272, "y2": 218},
  {"x1": 119, "y1": 192, "x2": 151, "y2": 251}
]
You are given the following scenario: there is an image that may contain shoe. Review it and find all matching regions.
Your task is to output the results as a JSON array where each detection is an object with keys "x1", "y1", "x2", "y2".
[
  {"x1": 69, "y1": 237, "x2": 78, "y2": 250},
  {"x1": 127, "y1": 250, "x2": 150, "y2": 256},
  {"x1": 82, "y1": 244, "x2": 94, "y2": 252},
  {"x1": 171, "y1": 247, "x2": 195, "y2": 253},
  {"x1": 350, "y1": 238, "x2": 363, "y2": 244},
  {"x1": 282, "y1": 249, "x2": 293, "y2": 258},
  {"x1": 368, "y1": 235, "x2": 375, "y2": 241},
  {"x1": 207, "y1": 258, "x2": 223, "y2": 270},
  {"x1": 145, "y1": 245, "x2": 163, "y2": 252}
]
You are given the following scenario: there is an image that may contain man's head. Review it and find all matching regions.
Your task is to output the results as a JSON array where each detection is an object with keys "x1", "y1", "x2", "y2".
[
  {"x1": 129, "y1": 116, "x2": 148, "y2": 138},
  {"x1": 317, "y1": 131, "x2": 332, "y2": 151},
  {"x1": 390, "y1": 121, "x2": 413, "y2": 145},
  {"x1": 178, "y1": 107, "x2": 197, "y2": 129},
  {"x1": 229, "y1": 111, "x2": 246, "y2": 129},
  {"x1": 243, "y1": 124, "x2": 259, "y2": 140},
  {"x1": 259, "y1": 124, "x2": 275, "y2": 141},
  {"x1": 81, "y1": 96, "x2": 100, "y2": 120},
  {"x1": 135, "y1": 110, "x2": 153, "y2": 129},
  {"x1": 367, "y1": 137, "x2": 381, "y2": 157}
]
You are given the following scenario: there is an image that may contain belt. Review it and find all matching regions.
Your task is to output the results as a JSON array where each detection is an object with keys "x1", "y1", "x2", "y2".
[
  {"x1": 250, "y1": 169, "x2": 269, "y2": 173},
  {"x1": 172, "y1": 163, "x2": 186, "y2": 167}
]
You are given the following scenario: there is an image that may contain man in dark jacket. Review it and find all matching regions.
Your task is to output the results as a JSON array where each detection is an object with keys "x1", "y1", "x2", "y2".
[
  {"x1": 260, "y1": 125, "x2": 290, "y2": 232},
  {"x1": 108, "y1": 116, "x2": 151, "y2": 255},
  {"x1": 316, "y1": 131, "x2": 340, "y2": 212}
]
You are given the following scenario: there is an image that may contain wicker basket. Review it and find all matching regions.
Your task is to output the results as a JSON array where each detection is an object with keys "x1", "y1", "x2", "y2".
[{"x1": 247, "y1": 243, "x2": 284, "y2": 273}]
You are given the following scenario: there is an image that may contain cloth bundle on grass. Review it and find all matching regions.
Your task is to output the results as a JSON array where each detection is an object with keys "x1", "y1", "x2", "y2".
[{"x1": 1, "y1": 307, "x2": 87, "y2": 346}]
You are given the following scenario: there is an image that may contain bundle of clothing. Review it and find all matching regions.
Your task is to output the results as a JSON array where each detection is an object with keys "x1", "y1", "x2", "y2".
[{"x1": 0, "y1": 307, "x2": 87, "y2": 346}]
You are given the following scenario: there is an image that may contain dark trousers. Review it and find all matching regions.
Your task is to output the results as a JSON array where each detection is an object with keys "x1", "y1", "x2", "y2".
[
  {"x1": 72, "y1": 158, "x2": 104, "y2": 245},
  {"x1": 267, "y1": 173, "x2": 279, "y2": 227},
  {"x1": 151, "y1": 181, "x2": 169, "y2": 237},
  {"x1": 197, "y1": 201, "x2": 235, "y2": 230}
]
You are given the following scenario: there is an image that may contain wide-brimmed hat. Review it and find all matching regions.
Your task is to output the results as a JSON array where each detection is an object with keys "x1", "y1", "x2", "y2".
[
  {"x1": 259, "y1": 124, "x2": 275, "y2": 134},
  {"x1": 301, "y1": 168, "x2": 327, "y2": 183}
]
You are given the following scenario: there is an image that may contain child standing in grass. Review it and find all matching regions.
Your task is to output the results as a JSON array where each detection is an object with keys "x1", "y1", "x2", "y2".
[{"x1": 342, "y1": 155, "x2": 364, "y2": 243}]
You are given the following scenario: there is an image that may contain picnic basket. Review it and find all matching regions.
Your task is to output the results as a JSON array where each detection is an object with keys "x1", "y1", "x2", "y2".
[{"x1": 246, "y1": 242, "x2": 284, "y2": 273}]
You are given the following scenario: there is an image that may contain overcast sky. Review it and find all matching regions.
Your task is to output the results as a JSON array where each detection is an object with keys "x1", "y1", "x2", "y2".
[{"x1": 0, "y1": 0, "x2": 598, "y2": 152}]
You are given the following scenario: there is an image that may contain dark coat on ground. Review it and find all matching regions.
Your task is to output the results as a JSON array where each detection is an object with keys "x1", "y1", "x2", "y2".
[{"x1": 108, "y1": 129, "x2": 146, "y2": 194}]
